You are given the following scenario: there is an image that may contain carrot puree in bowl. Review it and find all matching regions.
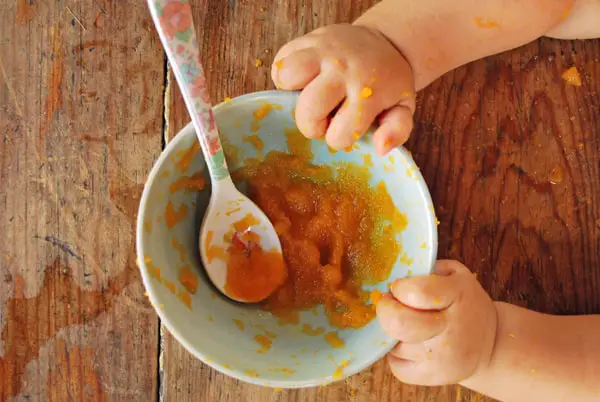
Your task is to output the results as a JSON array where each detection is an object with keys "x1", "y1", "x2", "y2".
[{"x1": 229, "y1": 144, "x2": 408, "y2": 329}]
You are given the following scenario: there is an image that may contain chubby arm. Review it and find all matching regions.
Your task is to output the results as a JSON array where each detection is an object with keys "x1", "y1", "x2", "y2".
[
  {"x1": 461, "y1": 302, "x2": 600, "y2": 402},
  {"x1": 354, "y1": 0, "x2": 575, "y2": 90},
  {"x1": 546, "y1": 0, "x2": 600, "y2": 39}
]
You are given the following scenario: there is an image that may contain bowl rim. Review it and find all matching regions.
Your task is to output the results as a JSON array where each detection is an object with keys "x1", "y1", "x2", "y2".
[{"x1": 136, "y1": 89, "x2": 438, "y2": 388}]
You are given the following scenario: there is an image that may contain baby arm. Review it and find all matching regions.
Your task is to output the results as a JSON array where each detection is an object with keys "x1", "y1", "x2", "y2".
[
  {"x1": 355, "y1": 0, "x2": 575, "y2": 90},
  {"x1": 378, "y1": 260, "x2": 600, "y2": 401},
  {"x1": 546, "y1": 0, "x2": 600, "y2": 39},
  {"x1": 461, "y1": 303, "x2": 600, "y2": 401},
  {"x1": 273, "y1": 0, "x2": 577, "y2": 153}
]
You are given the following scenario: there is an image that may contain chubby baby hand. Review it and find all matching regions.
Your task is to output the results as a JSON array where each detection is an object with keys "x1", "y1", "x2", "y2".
[
  {"x1": 377, "y1": 260, "x2": 497, "y2": 385},
  {"x1": 271, "y1": 24, "x2": 415, "y2": 155}
]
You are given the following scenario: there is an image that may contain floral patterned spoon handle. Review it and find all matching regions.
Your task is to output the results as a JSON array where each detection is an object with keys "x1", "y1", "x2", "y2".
[
  {"x1": 147, "y1": 0, "x2": 284, "y2": 303},
  {"x1": 147, "y1": 0, "x2": 229, "y2": 181}
]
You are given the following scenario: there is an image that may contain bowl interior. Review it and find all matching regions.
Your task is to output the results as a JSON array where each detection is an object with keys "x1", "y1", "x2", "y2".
[{"x1": 136, "y1": 90, "x2": 437, "y2": 388}]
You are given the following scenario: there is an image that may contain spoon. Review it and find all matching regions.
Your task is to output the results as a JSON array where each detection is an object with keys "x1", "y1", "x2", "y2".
[{"x1": 148, "y1": 0, "x2": 283, "y2": 303}]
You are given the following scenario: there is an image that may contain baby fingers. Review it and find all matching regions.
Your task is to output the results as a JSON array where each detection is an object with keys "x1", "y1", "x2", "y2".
[{"x1": 376, "y1": 294, "x2": 447, "y2": 342}]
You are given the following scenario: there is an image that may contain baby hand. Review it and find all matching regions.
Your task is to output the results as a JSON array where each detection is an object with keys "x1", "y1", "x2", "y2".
[
  {"x1": 377, "y1": 260, "x2": 497, "y2": 385},
  {"x1": 271, "y1": 24, "x2": 415, "y2": 155}
]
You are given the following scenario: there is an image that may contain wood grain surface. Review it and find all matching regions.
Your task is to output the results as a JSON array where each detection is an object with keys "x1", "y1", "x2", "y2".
[
  {"x1": 0, "y1": 0, "x2": 165, "y2": 400},
  {"x1": 1, "y1": 0, "x2": 599, "y2": 401}
]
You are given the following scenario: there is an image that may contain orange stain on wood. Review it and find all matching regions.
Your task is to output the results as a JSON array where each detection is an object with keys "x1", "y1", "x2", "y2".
[
  {"x1": 16, "y1": 0, "x2": 36, "y2": 25},
  {"x1": 0, "y1": 258, "x2": 137, "y2": 399},
  {"x1": 48, "y1": 340, "x2": 108, "y2": 402},
  {"x1": 41, "y1": 25, "x2": 63, "y2": 137},
  {"x1": 562, "y1": 67, "x2": 582, "y2": 87}
]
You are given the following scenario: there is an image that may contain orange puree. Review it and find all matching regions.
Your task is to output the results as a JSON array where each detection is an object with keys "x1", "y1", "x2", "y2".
[
  {"x1": 224, "y1": 238, "x2": 287, "y2": 303},
  {"x1": 232, "y1": 133, "x2": 407, "y2": 329}
]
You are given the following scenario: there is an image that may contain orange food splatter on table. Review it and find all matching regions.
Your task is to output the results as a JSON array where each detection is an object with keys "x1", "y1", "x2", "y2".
[
  {"x1": 232, "y1": 134, "x2": 407, "y2": 328},
  {"x1": 254, "y1": 334, "x2": 272, "y2": 353},
  {"x1": 169, "y1": 173, "x2": 206, "y2": 193},
  {"x1": 178, "y1": 266, "x2": 198, "y2": 294},
  {"x1": 562, "y1": 66, "x2": 582, "y2": 87},
  {"x1": 332, "y1": 359, "x2": 348, "y2": 379},
  {"x1": 165, "y1": 201, "x2": 189, "y2": 228},
  {"x1": 302, "y1": 324, "x2": 324, "y2": 336},
  {"x1": 325, "y1": 332, "x2": 345, "y2": 349},
  {"x1": 251, "y1": 102, "x2": 283, "y2": 132},
  {"x1": 474, "y1": 17, "x2": 500, "y2": 28},
  {"x1": 549, "y1": 166, "x2": 564, "y2": 184},
  {"x1": 370, "y1": 289, "x2": 383, "y2": 305},
  {"x1": 205, "y1": 230, "x2": 228, "y2": 263},
  {"x1": 233, "y1": 319, "x2": 245, "y2": 331},
  {"x1": 176, "y1": 141, "x2": 201, "y2": 173}
]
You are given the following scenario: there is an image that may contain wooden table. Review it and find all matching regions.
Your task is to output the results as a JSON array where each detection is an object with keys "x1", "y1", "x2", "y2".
[{"x1": 1, "y1": 0, "x2": 599, "y2": 401}]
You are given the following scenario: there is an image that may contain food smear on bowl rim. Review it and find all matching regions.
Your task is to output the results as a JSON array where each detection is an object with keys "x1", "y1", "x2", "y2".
[
  {"x1": 250, "y1": 101, "x2": 283, "y2": 132},
  {"x1": 231, "y1": 128, "x2": 408, "y2": 329}
]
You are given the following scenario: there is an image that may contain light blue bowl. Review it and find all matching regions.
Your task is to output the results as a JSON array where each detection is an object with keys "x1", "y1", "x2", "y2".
[{"x1": 136, "y1": 90, "x2": 437, "y2": 388}]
